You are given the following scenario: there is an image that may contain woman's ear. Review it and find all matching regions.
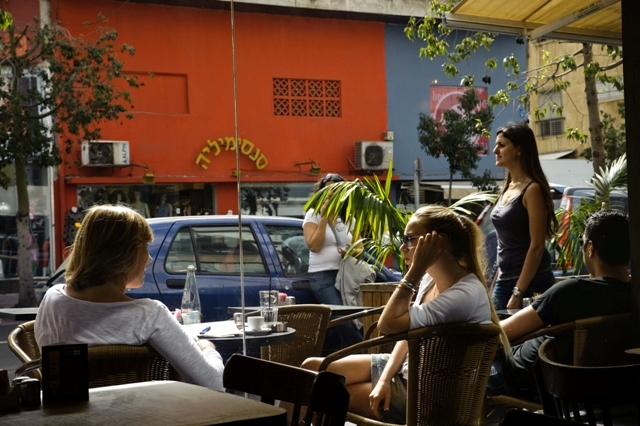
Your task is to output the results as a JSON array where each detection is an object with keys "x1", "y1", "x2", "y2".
[{"x1": 437, "y1": 233, "x2": 449, "y2": 251}]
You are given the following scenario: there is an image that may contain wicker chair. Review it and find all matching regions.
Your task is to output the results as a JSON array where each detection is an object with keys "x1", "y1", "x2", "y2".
[
  {"x1": 537, "y1": 338, "x2": 640, "y2": 426},
  {"x1": 86, "y1": 344, "x2": 181, "y2": 388},
  {"x1": 485, "y1": 312, "x2": 638, "y2": 418},
  {"x1": 7, "y1": 320, "x2": 41, "y2": 380},
  {"x1": 260, "y1": 304, "x2": 331, "y2": 367},
  {"x1": 9, "y1": 319, "x2": 180, "y2": 388},
  {"x1": 319, "y1": 322, "x2": 502, "y2": 426},
  {"x1": 224, "y1": 353, "x2": 350, "y2": 426}
]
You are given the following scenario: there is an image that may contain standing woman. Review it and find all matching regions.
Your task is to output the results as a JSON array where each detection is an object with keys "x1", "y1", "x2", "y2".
[
  {"x1": 303, "y1": 173, "x2": 363, "y2": 348},
  {"x1": 491, "y1": 122, "x2": 557, "y2": 310}
]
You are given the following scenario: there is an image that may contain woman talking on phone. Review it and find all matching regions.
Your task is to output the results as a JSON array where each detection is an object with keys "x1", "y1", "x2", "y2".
[{"x1": 491, "y1": 122, "x2": 557, "y2": 310}]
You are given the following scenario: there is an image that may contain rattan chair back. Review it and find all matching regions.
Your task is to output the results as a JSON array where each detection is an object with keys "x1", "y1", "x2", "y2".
[
  {"x1": 318, "y1": 322, "x2": 501, "y2": 426},
  {"x1": 7, "y1": 320, "x2": 41, "y2": 380},
  {"x1": 261, "y1": 304, "x2": 331, "y2": 367},
  {"x1": 87, "y1": 344, "x2": 181, "y2": 388}
]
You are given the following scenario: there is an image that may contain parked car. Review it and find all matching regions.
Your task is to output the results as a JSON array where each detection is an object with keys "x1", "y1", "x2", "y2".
[
  {"x1": 556, "y1": 186, "x2": 629, "y2": 275},
  {"x1": 46, "y1": 215, "x2": 402, "y2": 322}
]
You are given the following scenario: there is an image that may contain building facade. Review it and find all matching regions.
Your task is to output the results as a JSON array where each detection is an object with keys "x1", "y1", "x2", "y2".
[{"x1": 3, "y1": 0, "x2": 525, "y2": 273}]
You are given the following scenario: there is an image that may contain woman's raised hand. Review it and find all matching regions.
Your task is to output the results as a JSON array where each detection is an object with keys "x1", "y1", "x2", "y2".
[{"x1": 407, "y1": 231, "x2": 443, "y2": 278}]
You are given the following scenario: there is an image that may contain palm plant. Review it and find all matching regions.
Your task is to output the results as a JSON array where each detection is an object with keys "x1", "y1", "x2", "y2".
[
  {"x1": 304, "y1": 162, "x2": 498, "y2": 273},
  {"x1": 552, "y1": 153, "x2": 627, "y2": 274}
]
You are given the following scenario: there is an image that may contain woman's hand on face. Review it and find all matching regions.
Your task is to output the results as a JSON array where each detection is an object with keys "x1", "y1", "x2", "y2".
[
  {"x1": 369, "y1": 381, "x2": 392, "y2": 420},
  {"x1": 408, "y1": 231, "x2": 443, "y2": 276}
]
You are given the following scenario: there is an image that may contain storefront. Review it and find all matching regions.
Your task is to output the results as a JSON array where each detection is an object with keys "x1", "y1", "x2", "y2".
[{"x1": 0, "y1": 163, "x2": 54, "y2": 279}]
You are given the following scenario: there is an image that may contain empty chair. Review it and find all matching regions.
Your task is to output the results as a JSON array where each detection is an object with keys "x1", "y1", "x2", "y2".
[
  {"x1": 261, "y1": 304, "x2": 331, "y2": 367},
  {"x1": 538, "y1": 338, "x2": 640, "y2": 426},
  {"x1": 224, "y1": 353, "x2": 349, "y2": 426}
]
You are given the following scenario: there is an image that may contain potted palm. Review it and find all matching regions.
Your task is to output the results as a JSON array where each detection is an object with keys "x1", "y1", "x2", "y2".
[
  {"x1": 553, "y1": 153, "x2": 627, "y2": 275},
  {"x1": 304, "y1": 162, "x2": 498, "y2": 274}
]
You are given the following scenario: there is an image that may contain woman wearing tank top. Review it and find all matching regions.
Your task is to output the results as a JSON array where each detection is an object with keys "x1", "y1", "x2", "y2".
[{"x1": 490, "y1": 123, "x2": 558, "y2": 310}]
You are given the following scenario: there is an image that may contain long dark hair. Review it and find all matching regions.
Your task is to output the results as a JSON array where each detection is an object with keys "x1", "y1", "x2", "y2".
[{"x1": 497, "y1": 122, "x2": 557, "y2": 238}]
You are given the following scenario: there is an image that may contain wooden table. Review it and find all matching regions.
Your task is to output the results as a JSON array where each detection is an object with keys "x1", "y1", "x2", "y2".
[
  {"x1": 227, "y1": 304, "x2": 374, "y2": 316},
  {"x1": 0, "y1": 307, "x2": 38, "y2": 321},
  {"x1": 2, "y1": 380, "x2": 286, "y2": 425}
]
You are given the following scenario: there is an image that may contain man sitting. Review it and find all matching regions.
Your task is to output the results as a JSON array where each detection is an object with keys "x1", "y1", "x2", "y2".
[{"x1": 489, "y1": 209, "x2": 632, "y2": 400}]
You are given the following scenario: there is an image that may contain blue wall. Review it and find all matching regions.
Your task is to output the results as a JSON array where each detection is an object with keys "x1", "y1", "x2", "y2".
[{"x1": 384, "y1": 24, "x2": 527, "y2": 182}]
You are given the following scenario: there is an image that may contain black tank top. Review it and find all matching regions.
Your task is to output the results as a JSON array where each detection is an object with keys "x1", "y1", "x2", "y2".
[{"x1": 490, "y1": 182, "x2": 551, "y2": 279}]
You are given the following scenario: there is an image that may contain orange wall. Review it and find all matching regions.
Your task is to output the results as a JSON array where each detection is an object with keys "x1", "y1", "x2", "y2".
[{"x1": 53, "y1": 0, "x2": 387, "y2": 261}]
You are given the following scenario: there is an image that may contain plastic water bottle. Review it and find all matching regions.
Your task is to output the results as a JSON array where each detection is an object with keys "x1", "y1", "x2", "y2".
[{"x1": 181, "y1": 265, "x2": 201, "y2": 325}]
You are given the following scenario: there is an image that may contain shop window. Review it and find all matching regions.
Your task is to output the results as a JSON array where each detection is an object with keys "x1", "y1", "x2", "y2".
[{"x1": 273, "y1": 78, "x2": 341, "y2": 117}]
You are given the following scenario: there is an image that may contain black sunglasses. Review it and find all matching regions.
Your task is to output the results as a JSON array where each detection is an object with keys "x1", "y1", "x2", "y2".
[{"x1": 401, "y1": 234, "x2": 420, "y2": 247}]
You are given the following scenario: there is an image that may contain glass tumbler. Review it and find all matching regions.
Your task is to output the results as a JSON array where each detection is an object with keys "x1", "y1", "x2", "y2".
[{"x1": 259, "y1": 290, "x2": 279, "y2": 324}]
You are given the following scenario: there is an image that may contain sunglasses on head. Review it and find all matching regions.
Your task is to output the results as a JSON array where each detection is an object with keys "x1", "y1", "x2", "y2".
[{"x1": 320, "y1": 174, "x2": 344, "y2": 187}]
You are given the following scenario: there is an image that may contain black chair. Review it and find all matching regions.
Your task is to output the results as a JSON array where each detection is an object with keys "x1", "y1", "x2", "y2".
[
  {"x1": 499, "y1": 408, "x2": 579, "y2": 426},
  {"x1": 537, "y1": 338, "x2": 640, "y2": 426},
  {"x1": 223, "y1": 354, "x2": 349, "y2": 426}
]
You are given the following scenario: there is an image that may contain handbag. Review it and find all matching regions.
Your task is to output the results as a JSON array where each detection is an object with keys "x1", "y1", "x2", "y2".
[{"x1": 328, "y1": 221, "x2": 375, "y2": 328}]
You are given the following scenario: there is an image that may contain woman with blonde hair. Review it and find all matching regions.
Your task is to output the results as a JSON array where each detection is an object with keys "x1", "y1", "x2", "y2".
[
  {"x1": 302, "y1": 205, "x2": 508, "y2": 424},
  {"x1": 35, "y1": 205, "x2": 224, "y2": 391}
]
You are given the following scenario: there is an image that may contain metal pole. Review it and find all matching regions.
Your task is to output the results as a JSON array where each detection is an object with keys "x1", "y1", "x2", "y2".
[{"x1": 413, "y1": 158, "x2": 422, "y2": 211}]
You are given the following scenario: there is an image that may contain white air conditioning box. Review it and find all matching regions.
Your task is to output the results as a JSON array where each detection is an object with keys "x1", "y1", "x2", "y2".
[
  {"x1": 81, "y1": 141, "x2": 130, "y2": 166},
  {"x1": 355, "y1": 141, "x2": 393, "y2": 170}
]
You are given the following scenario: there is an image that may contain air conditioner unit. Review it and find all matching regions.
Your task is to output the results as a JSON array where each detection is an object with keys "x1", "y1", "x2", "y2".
[
  {"x1": 81, "y1": 141, "x2": 130, "y2": 166},
  {"x1": 355, "y1": 141, "x2": 393, "y2": 170}
]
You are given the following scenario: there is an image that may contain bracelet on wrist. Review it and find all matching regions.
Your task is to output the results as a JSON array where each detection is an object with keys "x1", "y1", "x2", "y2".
[{"x1": 398, "y1": 279, "x2": 417, "y2": 294}]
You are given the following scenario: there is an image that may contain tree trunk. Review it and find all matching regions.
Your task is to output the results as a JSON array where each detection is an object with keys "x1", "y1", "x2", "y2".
[
  {"x1": 583, "y1": 43, "x2": 606, "y2": 174},
  {"x1": 448, "y1": 172, "x2": 453, "y2": 206},
  {"x1": 15, "y1": 157, "x2": 38, "y2": 307}
]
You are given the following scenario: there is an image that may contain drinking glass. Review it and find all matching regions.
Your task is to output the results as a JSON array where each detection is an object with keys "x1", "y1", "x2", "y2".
[{"x1": 259, "y1": 290, "x2": 279, "y2": 324}]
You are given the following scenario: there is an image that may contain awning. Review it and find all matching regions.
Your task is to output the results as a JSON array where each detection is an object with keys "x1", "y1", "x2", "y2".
[
  {"x1": 538, "y1": 149, "x2": 576, "y2": 160},
  {"x1": 402, "y1": 181, "x2": 478, "y2": 201},
  {"x1": 445, "y1": 0, "x2": 622, "y2": 45}
]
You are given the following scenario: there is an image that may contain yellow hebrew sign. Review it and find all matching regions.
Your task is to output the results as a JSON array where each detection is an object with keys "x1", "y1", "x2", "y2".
[{"x1": 196, "y1": 137, "x2": 268, "y2": 170}]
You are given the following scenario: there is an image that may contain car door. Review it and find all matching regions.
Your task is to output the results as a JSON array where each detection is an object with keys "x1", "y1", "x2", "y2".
[
  {"x1": 145, "y1": 219, "x2": 277, "y2": 322},
  {"x1": 260, "y1": 222, "x2": 317, "y2": 304}
]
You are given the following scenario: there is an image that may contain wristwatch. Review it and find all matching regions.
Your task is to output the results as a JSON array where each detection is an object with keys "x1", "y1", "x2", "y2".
[{"x1": 512, "y1": 286, "x2": 524, "y2": 297}]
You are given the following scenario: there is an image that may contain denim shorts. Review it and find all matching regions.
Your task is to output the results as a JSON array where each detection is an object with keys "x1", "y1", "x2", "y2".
[{"x1": 371, "y1": 354, "x2": 407, "y2": 425}]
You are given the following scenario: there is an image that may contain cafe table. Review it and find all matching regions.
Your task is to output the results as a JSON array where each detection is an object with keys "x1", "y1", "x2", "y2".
[
  {"x1": 0, "y1": 307, "x2": 39, "y2": 321},
  {"x1": 2, "y1": 380, "x2": 287, "y2": 425},
  {"x1": 183, "y1": 321, "x2": 296, "y2": 351}
]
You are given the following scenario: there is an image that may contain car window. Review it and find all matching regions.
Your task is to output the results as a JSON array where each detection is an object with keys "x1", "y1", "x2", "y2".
[
  {"x1": 264, "y1": 225, "x2": 309, "y2": 276},
  {"x1": 166, "y1": 226, "x2": 267, "y2": 275},
  {"x1": 165, "y1": 228, "x2": 196, "y2": 272}
]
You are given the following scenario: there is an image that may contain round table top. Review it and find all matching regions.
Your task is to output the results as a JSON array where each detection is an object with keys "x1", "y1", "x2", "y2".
[{"x1": 198, "y1": 327, "x2": 296, "y2": 349}]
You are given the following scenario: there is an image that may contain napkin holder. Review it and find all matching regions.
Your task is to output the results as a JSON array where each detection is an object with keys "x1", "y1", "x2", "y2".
[{"x1": 42, "y1": 343, "x2": 89, "y2": 404}]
